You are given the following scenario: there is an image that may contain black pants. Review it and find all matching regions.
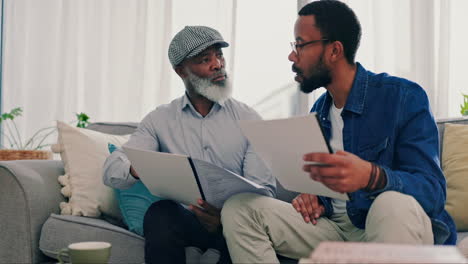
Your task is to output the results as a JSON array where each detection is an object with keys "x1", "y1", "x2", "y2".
[{"x1": 143, "y1": 200, "x2": 231, "y2": 264}]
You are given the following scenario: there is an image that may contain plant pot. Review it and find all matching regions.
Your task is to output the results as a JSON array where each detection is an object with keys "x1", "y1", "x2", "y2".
[{"x1": 0, "y1": 149, "x2": 53, "y2": 161}]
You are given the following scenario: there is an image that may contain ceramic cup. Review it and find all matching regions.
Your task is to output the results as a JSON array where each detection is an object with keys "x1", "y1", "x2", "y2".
[{"x1": 57, "y1": 241, "x2": 111, "y2": 264}]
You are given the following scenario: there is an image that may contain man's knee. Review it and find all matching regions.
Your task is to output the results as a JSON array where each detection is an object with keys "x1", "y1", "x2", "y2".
[
  {"x1": 221, "y1": 193, "x2": 263, "y2": 229},
  {"x1": 370, "y1": 191, "x2": 420, "y2": 217},
  {"x1": 366, "y1": 191, "x2": 433, "y2": 244},
  {"x1": 144, "y1": 200, "x2": 179, "y2": 221},
  {"x1": 369, "y1": 191, "x2": 430, "y2": 226},
  {"x1": 143, "y1": 200, "x2": 180, "y2": 236},
  {"x1": 222, "y1": 193, "x2": 254, "y2": 219}
]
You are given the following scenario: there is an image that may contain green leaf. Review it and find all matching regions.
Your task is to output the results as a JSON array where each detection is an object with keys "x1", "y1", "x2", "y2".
[
  {"x1": 10, "y1": 107, "x2": 23, "y2": 117},
  {"x1": 75, "y1": 112, "x2": 90, "y2": 128},
  {"x1": 0, "y1": 107, "x2": 92, "y2": 149},
  {"x1": 461, "y1": 94, "x2": 468, "y2": 116},
  {"x1": 0, "y1": 107, "x2": 23, "y2": 121},
  {"x1": 1, "y1": 113, "x2": 12, "y2": 120}
]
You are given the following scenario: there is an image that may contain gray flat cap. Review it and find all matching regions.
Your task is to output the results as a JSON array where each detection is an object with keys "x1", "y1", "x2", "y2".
[{"x1": 168, "y1": 26, "x2": 229, "y2": 67}]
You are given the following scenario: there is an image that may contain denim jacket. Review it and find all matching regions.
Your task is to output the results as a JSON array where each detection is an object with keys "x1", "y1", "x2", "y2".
[{"x1": 312, "y1": 63, "x2": 456, "y2": 245}]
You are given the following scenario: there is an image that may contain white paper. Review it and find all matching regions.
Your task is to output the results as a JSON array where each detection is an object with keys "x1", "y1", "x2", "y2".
[
  {"x1": 300, "y1": 241, "x2": 467, "y2": 264},
  {"x1": 191, "y1": 158, "x2": 271, "y2": 209},
  {"x1": 123, "y1": 146, "x2": 201, "y2": 206},
  {"x1": 123, "y1": 146, "x2": 271, "y2": 208},
  {"x1": 239, "y1": 114, "x2": 349, "y2": 200}
]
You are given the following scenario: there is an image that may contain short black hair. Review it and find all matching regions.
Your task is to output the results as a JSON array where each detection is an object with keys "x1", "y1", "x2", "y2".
[{"x1": 299, "y1": 0, "x2": 361, "y2": 64}]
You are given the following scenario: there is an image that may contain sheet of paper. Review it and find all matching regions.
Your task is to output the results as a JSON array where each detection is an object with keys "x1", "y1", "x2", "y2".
[
  {"x1": 123, "y1": 146, "x2": 271, "y2": 208},
  {"x1": 123, "y1": 146, "x2": 201, "y2": 206},
  {"x1": 239, "y1": 114, "x2": 348, "y2": 200},
  {"x1": 300, "y1": 241, "x2": 467, "y2": 264},
  {"x1": 191, "y1": 158, "x2": 271, "y2": 209}
]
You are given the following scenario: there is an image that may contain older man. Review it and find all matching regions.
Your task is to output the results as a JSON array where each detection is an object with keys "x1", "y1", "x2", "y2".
[{"x1": 103, "y1": 26, "x2": 276, "y2": 264}]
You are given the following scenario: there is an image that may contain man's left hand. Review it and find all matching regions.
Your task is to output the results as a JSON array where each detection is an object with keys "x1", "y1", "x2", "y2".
[
  {"x1": 190, "y1": 199, "x2": 221, "y2": 233},
  {"x1": 303, "y1": 150, "x2": 372, "y2": 193}
]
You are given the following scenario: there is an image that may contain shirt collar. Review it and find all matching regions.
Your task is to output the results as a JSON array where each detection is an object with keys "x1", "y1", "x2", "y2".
[
  {"x1": 181, "y1": 93, "x2": 192, "y2": 111},
  {"x1": 317, "y1": 62, "x2": 368, "y2": 117},
  {"x1": 181, "y1": 92, "x2": 225, "y2": 114},
  {"x1": 343, "y1": 62, "x2": 368, "y2": 115}
]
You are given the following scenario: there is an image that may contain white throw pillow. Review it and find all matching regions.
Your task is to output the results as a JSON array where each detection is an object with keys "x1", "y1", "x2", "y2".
[{"x1": 54, "y1": 121, "x2": 130, "y2": 219}]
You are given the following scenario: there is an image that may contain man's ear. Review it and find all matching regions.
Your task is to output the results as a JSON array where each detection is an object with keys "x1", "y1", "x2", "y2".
[
  {"x1": 175, "y1": 65, "x2": 187, "y2": 78},
  {"x1": 328, "y1": 41, "x2": 344, "y2": 63}
]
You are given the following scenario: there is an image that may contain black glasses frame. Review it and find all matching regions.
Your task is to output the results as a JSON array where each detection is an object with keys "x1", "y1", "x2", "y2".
[{"x1": 290, "y1": 39, "x2": 329, "y2": 54}]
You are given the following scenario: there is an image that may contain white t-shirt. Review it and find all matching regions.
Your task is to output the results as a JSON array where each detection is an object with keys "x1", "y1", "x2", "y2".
[{"x1": 329, "y1": 102, "x2": 347, "y2": 214}]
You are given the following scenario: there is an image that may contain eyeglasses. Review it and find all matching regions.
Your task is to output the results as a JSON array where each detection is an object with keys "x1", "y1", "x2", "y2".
[{"x1": 290, "y1": 39, "x2": 329, "y2": 55}]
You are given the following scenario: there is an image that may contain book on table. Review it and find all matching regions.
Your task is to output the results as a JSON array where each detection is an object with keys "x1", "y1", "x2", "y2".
[
  {"x1": 298, "y1": 241, "x2": 467, "y2": 264},
  {"x1": 239, "y1": 113, "x2": 349, "y2": 200},
  {"x1": 123, "y1": 146, "x2": 271, "y2": 209}
]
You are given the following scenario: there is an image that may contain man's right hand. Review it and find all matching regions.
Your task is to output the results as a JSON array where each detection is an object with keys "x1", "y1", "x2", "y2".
[
  {"x1": 129, "y1": 165, "x2": 139, "y2": 179},
  {"x1": 292, "y1": 193, "x2": 325, "y2": 225}
]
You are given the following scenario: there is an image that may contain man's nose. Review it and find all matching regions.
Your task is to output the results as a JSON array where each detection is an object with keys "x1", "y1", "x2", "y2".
[
  {"x1": 288, "y1": 50, "x2": 297, "y2": 62},
  {"x1": 211, "y1": 58, "x2": 223, "y2": 71}
]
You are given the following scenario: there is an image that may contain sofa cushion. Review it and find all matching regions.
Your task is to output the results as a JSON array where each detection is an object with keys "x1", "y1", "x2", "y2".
[
  {"x1": 86, "y1": 122, "x2": 138, "y2": 135},
  {"x1": 442, "y1": 123, "x2": 468, "y2": 231},
  {"x1": 54, "y1": 121, "x2": 130, "y2": 219},
  {"x1": 436, "y1": 117, "x2": 468, "y2": 156},
  {"x1": 39, "y1": 214, "x2": 144, "y2": 263}
]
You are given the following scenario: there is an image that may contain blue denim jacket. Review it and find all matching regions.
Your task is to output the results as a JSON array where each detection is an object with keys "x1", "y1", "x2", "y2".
[{"x1": 312, "y1": 63, "x2": 456, "y2": 245}]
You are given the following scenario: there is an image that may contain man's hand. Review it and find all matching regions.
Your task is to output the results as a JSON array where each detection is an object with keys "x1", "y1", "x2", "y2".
[
  {"x1": 292, "y1": 193, "x2": 325, "y2": 224},
  {"x1": 303, "y1": 150, "x2": 371, "y2": 193},
  {"x1": 129, "y1": 165, "x2": 139, "y2": 179},
  {"x1": 190, "y1": 199, "x2": 221, "y2": 233}
]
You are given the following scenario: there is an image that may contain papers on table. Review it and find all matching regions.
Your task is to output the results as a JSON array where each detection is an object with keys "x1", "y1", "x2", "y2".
[
  {"x1": 239, "y1": 113, "x2": 349, "y2": 200},
  {"x1": 123, "y1": 146, "x2": 271, "y2": 208},
  {"x1": 299, "y1": 241, "x2": 468, "y2": 264}
]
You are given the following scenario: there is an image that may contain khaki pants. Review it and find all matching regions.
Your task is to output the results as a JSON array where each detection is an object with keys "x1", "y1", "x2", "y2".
[{"x1": 221, "y1": 191, "x2": 433, "y2": 264}]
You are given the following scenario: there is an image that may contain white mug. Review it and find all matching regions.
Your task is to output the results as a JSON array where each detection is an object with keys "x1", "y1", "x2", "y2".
[{"x1": 57, "y1": 241, "x2": 111, "y2": 264}]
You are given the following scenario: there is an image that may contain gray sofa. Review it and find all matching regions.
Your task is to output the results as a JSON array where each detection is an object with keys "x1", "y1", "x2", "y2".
[{"x1": 1, "y1": 118, "x2": 468, "y2": 263}]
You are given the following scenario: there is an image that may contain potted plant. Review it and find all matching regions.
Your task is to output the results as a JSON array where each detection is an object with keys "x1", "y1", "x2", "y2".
[
  {"x1": 0, "y1": 107, "x2": 90, "y2": 160},
  {"x1": 461, "y1": 93, "x2": 468, "y2": 116}
]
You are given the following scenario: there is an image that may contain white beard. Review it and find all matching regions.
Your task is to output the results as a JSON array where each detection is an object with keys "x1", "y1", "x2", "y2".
[{"x1": 184, "y1": 69, "x2": 232, "y2": 104}]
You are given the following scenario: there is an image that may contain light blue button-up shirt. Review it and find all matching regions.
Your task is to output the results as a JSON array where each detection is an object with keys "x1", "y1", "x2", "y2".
[{"x1": 103, "y1": 94, "x2": 276, "y2": 197}]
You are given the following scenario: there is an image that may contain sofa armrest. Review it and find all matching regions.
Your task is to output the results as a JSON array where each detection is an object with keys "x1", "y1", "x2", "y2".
[{"x1": 0, "y1": 160, "x2": 65, "y2": 264}]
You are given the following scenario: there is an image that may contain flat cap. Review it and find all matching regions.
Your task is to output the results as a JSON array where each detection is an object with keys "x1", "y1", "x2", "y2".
[{"x1": 168, "y1": 26, "x2": 229, "y2": 67}]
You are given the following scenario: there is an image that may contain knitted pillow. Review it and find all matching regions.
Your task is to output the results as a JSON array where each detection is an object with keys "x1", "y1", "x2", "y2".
[{"x1": 53, "y1": 121, "x2": 130, "y2": 219}]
